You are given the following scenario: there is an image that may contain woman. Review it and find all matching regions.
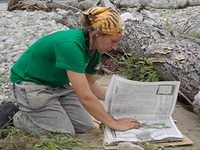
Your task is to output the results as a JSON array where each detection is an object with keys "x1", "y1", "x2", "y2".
[{"x1": 10, "y1": 6, "x2": 140, "y2": 136}]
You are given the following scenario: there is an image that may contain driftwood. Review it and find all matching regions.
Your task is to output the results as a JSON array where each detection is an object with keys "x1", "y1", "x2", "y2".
[
  {"x1": 112, "y1": 0, "x2": 200, "y2": 9},
  {"x1": 8, "y1": 0, "x2": 78, "y2": 11},
  {"x1": 101, "y1": 0, "x2": 116, "y2": 10},
  {"x1": 121, "y1": 19, "x2": 200, "y2": 104},
  {"x1": 7, "y1": 0, "x2": 99, "y2": 11}
]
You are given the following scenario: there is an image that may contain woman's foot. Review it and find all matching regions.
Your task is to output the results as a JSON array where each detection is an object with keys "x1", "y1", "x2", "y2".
[{"x1": 0, "y1": 101, "x2": 18, "y2": 128}]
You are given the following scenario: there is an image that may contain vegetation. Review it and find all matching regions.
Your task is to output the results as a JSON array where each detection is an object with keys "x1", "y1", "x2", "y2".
[
  {"x1": 139, "y1": 142, "x2": 166, "y2": 150},
  {"x1": 117, "y1": 52, "x2": 160, "y2": 82},
  {"x1": 0, "y1": 126, "x2": 168, "y2": 150},
  {"x1": 191, "y1": 32, "x2": 200, "y2": 39},
  {"x1": 0, "y1": 126, "x2": 93, "y2": 150}
]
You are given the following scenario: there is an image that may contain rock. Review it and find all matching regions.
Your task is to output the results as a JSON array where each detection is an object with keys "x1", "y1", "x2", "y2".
[
  {"x1": 193, "y1": 91, "x2": 200, "y2": 116},
  {"x1": 117, "y1": 142, "x2": 144, "y2": 150},
  {"x1": 0, "y1": 44, "x2": 5, "y2": 51},
  {"x1": 0, "y1": 3, "x2": 67, "y2": 103}
]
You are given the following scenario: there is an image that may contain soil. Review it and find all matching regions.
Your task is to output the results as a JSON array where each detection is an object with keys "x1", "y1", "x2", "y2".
[{"x1": 169, "y1": 103, "x2": 200, "y2": 150}]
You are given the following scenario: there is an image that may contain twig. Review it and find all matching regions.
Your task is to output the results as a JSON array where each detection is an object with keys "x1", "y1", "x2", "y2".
[
  {"x1": 53, "y1": 1, "x2": 82, "y2": 12},
  {"x1": 9, "y1": 1, "x2": 21, "y2": 10},
  {"x1": 104, "y1": 52, "x2": 116, "y2": 60},
  {"x1": 120, "y1": 48, "x2": 129, "y2": 58},
  {"x1": 100, "y1": 65, "x2": 113, "y2": 74}
]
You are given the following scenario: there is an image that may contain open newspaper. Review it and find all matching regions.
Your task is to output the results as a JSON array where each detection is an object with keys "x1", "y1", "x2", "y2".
[{"x1": 104, "y1": 75, "x2": 183, "y2": 145}]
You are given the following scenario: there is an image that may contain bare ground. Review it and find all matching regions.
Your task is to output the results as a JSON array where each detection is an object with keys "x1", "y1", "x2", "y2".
[{"x1": 169, "y1": 103, "x2": 200, "y2": 150}]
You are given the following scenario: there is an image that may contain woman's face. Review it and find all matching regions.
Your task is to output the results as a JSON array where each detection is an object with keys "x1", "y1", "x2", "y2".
[{"x1": 95, "y1": 34, "x2": 122, "y2": 53}]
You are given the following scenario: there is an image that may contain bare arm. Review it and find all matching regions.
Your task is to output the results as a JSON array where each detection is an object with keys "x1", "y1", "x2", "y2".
[
  {"x1": 86, "y1": 74, "x2": 107, "y2": 101},
  {"x1": 67, "y1": 71, "x2": 140, "y2": 131}
]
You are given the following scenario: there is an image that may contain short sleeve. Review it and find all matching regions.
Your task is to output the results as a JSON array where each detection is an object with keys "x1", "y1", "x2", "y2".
[
  {"x1": 55, "y1": 41, "x2": 85, "y2": 73},
  {"x1": 85, "y1": 51, "x2": 101, "y2": 74}
]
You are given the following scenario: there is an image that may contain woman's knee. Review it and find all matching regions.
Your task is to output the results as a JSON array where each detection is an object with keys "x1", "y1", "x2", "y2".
[
  {"x1": 13, "y1": 111, "x2": 47, "y2": 135},
  {"x1": 74, "y1": 117, "x2": 94, "y2": 133},
  {"x1": 13, "y1": 111, "x2": 76, "y2": 136}
]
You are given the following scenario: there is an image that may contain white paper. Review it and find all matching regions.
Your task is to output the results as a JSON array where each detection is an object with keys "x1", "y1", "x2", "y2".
[{"x1": 104, "y1": 75, "x2": 183, "y2": 145}]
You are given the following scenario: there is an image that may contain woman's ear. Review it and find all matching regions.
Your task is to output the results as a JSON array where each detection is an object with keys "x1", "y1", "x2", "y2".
[
  {"x1": 95, "y1": 33, "x2": 99, "y2": 37},
  {"x1": 94, "y1": 33, "x2": 102, "y2": 41}
]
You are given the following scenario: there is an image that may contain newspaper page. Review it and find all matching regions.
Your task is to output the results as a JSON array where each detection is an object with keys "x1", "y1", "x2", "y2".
[{"x1": 104, "y1": 75, "x2": 183, "y2": 145}]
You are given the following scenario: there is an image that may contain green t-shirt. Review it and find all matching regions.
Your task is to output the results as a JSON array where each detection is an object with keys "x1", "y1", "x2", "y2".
[{"x1": 10, "y1": 29, "x2": 101, "y2": 87}]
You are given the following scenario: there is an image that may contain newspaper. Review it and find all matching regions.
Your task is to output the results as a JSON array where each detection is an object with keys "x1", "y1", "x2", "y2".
[{"x1": 103, "y1": 75, "x2": 183, "y2": 145}]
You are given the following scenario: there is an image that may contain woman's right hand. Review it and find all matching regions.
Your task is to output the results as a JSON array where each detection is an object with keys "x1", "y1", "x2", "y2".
[{"x1": 110, "y1": 118, "x2": 141, "y2": 131}]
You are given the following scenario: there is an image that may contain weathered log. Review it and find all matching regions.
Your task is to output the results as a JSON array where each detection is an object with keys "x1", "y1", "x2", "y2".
[
  {"x1": 101, "y1": 0, "x2": 116, "y2": 10},
  {"x1": 8, "y1": 0, "x2": 77, "y2": 11},
  {"x1": 8, "y1": 0, "x2": 21, "y2": 11},
  {"x1": 7, "y1": 0, "x2": 100, "y2": 11},
  {"x1": 112, "y1": 0, "x2": 200, "y2": 9},
  {"x1": 121, "y1": 19, "x2": 200, "y2": 104}
]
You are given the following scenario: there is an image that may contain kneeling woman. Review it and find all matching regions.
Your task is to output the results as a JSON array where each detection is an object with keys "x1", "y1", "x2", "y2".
[{"x1": 10, "y1": 6, "x2": 140, "y2": 136}]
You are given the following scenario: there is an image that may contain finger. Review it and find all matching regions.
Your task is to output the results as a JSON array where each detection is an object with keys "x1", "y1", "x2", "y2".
[
  {"x1": 131, "y1": 122, "x2": 140, "y2": 128},
  {"x1": 130, "y1": 120, "x2": 140, "y2": 124},
  {"x1": 134, "y1": 124, "x2": 140, "y2": 128},
  {"x1": 128, "y1": 118, "x2": 140, "y2": 122}
]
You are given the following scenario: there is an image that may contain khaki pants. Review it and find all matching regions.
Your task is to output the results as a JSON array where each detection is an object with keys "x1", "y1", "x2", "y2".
[{"x1": 11, "y1": 82, "x2": 93, "y2": 136}]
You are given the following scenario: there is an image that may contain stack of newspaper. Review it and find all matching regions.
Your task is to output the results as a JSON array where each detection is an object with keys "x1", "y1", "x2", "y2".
[{"x1": 104, "y1": 75, "x2": 183, "y2": 145}]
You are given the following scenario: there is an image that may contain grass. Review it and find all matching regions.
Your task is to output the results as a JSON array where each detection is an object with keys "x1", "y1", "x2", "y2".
[
  {"x1": 0, "y1": 123, "x2": 168, "y2": 150},
  {"x1": 190, "y1": 32, "x2": 200, "y2": 39},
  {"x1": 0, "y1": 126, "x2": 94, "y2": 150},
  {"x1": 139, "y1": 142, "x2": 166, "y2": 150},
  {"x1": 117, "y1": 52, "x2": 159, "y2": 82}
]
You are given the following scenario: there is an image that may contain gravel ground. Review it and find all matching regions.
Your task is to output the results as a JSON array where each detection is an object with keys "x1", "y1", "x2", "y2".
[{"x1": 0, "y1": 3, "x2": 67, "y2": 102}]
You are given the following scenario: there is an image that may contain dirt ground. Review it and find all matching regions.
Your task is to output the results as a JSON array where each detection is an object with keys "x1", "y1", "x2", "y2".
[
  {"x1": 169, "y1": 103, "x2": 200, "y2": 150},
  {"x1": 77, "y1": 75, "x2": 200, "y2": 150}
]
